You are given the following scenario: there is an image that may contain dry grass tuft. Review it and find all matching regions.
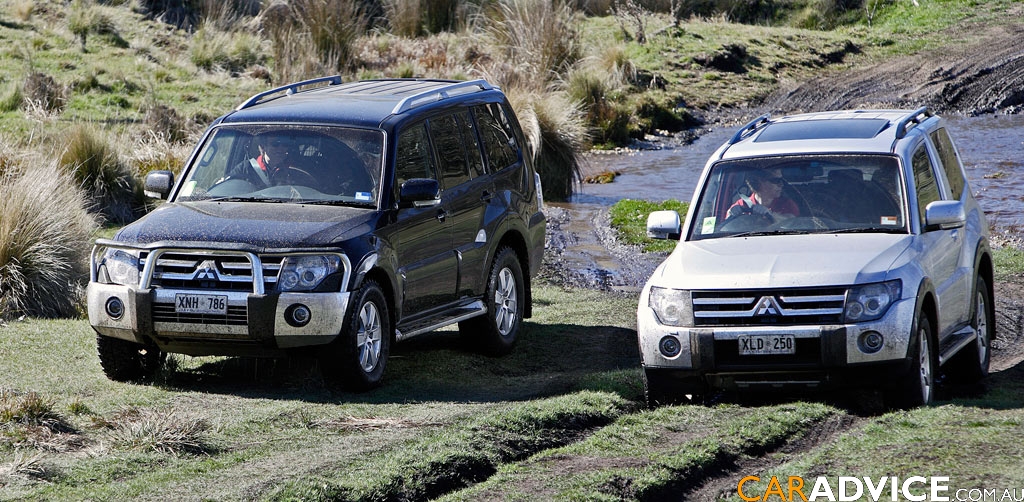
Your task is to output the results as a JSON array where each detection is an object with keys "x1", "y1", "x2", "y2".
[
  {"x1": 487, "y1": 0, "x2": 582, "y2": 81},
  {"x1": 95, "y1": 407, "x2": 212, "y2": 456},
  {"x1": 0, "y1": 159, "x2": 96, "y2": 319},
  {"x1": 262, "y1": 0, "x2": 369, "y2": 83},
  {"x1": 59, "y1": 125, "x2": 143, "y2": 224},
  {"x1": 143, "y1": 104, "x2": 187, "y2": 144},
  {"x1": 0, "y1": 451, "x2": 49, "y2": 482},
  {"x1": 22, "y1": 73, "x2": 66, "y2": 115},
  {"x1": 505, "y1": 86, "x2": 588, "y2": 201}
]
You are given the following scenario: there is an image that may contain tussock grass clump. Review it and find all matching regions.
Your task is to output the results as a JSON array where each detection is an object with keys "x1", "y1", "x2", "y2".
[
  {"x1": 190, "y1": 25, "x2": 264, "y2": 72},
  {"x1": 59, "y1": 125, "x2": 143, "y2": 224},
  {"x1": 383, "y1": 0, "x2": 423, "y2": 37},
  {"x1": 22, "y1": 73, "x2": 66, "y2": 115},
  {"x1": 507, "y1": 87, "x2": 588, "y2": 201},
  {"x1": 565, "y1": 66, "x2": 632, "y2": 146},
  {"x1": 0, "y1": 390, "x2": 61, "y2": 426},
  {"x1": 96, "y1": 407, "x2": 212, "y2": 456},
  {"x1": 0, "y1": 81, "x2": 23, "y2": 112},
  {"x1": 263, "y1": 0, "x2": 369, "y2": 82},
  {"x1": 0, "y1": 160, "x2": 96, "y2": 319},
  {"x1": 488, "y1": 0, "x2": 581, "y2": 80},
  {"x1": 143, "y1": 104, "x2": 187, "y2": 144},
  {"x1": 68, "y1": 0, "x2": 126, "y2": 50}
]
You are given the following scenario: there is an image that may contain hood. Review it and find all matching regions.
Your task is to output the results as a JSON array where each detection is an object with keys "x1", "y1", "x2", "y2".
[
  {"x1": 115, "y1": 201, "x2": 376, "y2": 249},
  {"x1": 651, "y1": 233, "x2": 912, "y2": 290}
]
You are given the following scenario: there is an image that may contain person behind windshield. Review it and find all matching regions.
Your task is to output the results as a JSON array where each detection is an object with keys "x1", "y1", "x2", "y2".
[
  {"x1": 728, "y1": 168, "x2": 799, "y2": 221},
  {"x1": 225, "y1": 133, "x2": 300, "y2": 187}
]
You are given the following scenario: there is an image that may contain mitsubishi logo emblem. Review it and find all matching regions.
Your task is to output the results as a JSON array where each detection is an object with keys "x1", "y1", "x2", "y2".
[
  {"x1": 755, "y1": 296, "x2": 782, "y2": 316},
  {"x1": 194, "y1": 260, "x2": 220, "y2": 281}
]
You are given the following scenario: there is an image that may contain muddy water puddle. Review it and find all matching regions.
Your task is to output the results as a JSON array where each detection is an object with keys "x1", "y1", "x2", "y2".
[{"x1": 555, "y1": 114, "x2": 1024, "y2": 289}]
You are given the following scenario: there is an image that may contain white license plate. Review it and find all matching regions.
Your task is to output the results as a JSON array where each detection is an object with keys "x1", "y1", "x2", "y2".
[
  {"x1": 738, "y1": 334, "x2": 796, "y2": 355},
  {"x1": 174, "y1": 293, "x2": 228, "y2": 315}
]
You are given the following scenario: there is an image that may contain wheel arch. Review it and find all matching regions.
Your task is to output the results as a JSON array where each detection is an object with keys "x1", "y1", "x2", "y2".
[
  {"x1": 913, "y1": 279, "x2": 939, "y2": 359},
  {"x1": 359, "y1": 267, "x2": 398, "y2": 343},
  {"x1": 494, "y1": 229, "x2": 533, "y2": 318}
]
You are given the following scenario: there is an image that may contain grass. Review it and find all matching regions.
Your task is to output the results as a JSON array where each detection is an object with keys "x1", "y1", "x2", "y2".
[
  {"x1": 609, "y1": 198, "x2": 689, "y2": 253},
  {"x1": 994, "y1": 245, "x2": 1024, "y2": 279}
]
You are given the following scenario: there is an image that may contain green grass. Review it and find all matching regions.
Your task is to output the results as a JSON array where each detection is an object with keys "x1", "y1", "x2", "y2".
[
  {"x1": 609, "y1": 198, "x2": 688, "y2": 253},
  {"x1": 994, "y1": 245, "x2": 1024, "y2": 279}
]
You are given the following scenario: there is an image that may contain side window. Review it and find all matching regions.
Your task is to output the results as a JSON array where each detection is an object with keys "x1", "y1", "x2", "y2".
[
  {"x1": 474, "y1": 104, "x2": 518, "y2": 172},
  {"x1": 930, "y1": 128, "x2": 965, "y2": 200},
  {"x1": 429, "y1": 114, "x2": 471, "y2": 188},
  {"x1": 395, "y1": 123, "x2": 437, "y2": 189},
  {"x1": 912, "y1": 144, "x2": 941, "y2": 228},
  {"x1": 458, "y1": 110, "x2": 486, "y2": 178}
]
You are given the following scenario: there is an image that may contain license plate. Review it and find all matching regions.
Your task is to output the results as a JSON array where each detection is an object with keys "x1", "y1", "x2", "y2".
[
  {"x1": 174, "y1": 293, "x2": 228, "y2": 315},
  {"x1": 738, "y1": 334, "x2": 796, "y2": 355}
]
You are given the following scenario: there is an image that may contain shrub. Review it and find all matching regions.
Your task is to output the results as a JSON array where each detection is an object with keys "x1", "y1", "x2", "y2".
[
  {"x1": 22, "y1": 73, "x2": 66, "y2": 115},
  {"x1": 488, "y1": 0, "x2": 582, "y2": 81},
  {"x1": 97, "y1": 407, "x2": 212, "y2": 456},
  {"x1": 383, "y1": 0, "x2": 423, "y2": 38},
  {"x1": 0, "y1": 160, "x2": 96, "y2": 319},
  {"x1": 67, "y1": 0, "x2": 126, "y2": 50},
  {"x1": 59, "y1": 126, "x2": 143, "y2": 225},
  {"x1": 143, "y1": 104, "x2": 187, "y2": 143},
  {"x1": 507, "y1": 87, "x2": 588, "y2": 201},
  {"x1": 263, "y1": 0, "x2": 369, "y2": 82}
]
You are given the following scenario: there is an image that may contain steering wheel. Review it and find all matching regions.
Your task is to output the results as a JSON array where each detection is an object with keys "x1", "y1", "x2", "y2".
[{"x1": 274, "y1": 166, "x2": 318, "y2": 188}]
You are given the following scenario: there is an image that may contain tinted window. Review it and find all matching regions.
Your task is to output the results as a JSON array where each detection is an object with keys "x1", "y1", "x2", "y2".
[
  {"x1": 396, "y1": 123, "x2": 437, "y2": 188},
  {"x1": 458, "y1": 110, "x2": 486, "y2": 178},
  {"x1": 474, "y1": 104, "x2": 518, "y2": 171},
  {"x1": 912, "y1": 144, "x2": 941, "y2": 228},
  {"x1": 930, "y1": 128, "x2": 965, "y2": 200},
  {"x1": 429, "y1": 114, "x2": 471, "y2": 188}
]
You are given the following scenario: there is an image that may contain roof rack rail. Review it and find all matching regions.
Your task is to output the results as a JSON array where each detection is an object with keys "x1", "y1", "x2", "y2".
[
  {"x1": 236, "y1": 75, "x2": 342, "y2": 111},
  {"x1": 391, "y1": 79, "x2": 495, "y2": 115},
  {"x1": 727, "y1": 113, "x2": 771, "y2": 145},
  {"x1": 894, "y1": 106, "x2": 932, "y2": 139}
]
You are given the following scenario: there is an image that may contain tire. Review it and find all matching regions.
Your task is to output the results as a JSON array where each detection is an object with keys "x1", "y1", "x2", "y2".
[
  {"x1": 322, "y1": 280, "x2": 390, "y2": 391},
  {"x1": 887, "y1": 312, "x2": 936, "y2": 409},
  {"x1": 96, "y1": 333, "x2": 163, "y2": 382},
  {"x1": 459, "y1": 247, "x2": 525, "y2": 356},
  {"x1": 947, "y1": 275, "x2": 993, "y2": 383},
  {"x1": 643, "y1": 369, "x2": 702, "y2": 407}
]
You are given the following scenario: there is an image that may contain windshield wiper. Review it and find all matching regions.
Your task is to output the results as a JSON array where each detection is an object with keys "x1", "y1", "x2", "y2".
[
  {"x1": 302, "y1": 200, "x2": 375, "y2": 207},
  {"x1": 206, "y1": 196, "x2": 288, "y2": 203},
  {"x1": 810, "y1": 227, "x2": 908, "y2": 235},
  {"x1": 725, "y1": 230, "x2": 807, "y2": 238}
]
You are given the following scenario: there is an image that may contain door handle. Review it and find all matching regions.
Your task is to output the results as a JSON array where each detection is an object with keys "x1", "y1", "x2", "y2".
[
  {"x1": 436, "y1": 209, "x2": 447, "y2": 223},
  {"x1": 480, "y1": 190, "x2": 494, "y2": 202}
]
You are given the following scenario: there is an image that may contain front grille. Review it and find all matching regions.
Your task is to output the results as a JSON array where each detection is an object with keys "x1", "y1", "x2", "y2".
[
  {"x1": 693, "y1": 287, "x2": 846, "y2": 327},
  {"x1": 152, "y1": 303, "x2": 248, "y2": 325},
  {"x1": 141, "y1": 252, "x2": 281, "y2": 292}
]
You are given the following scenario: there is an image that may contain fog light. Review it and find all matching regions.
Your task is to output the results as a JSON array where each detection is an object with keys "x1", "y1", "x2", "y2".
[
  {"x1": 285, "y1": 304, "x2": 312, "y2": 327},
  {"x1": 659, "y1": 335, "x2": 682, "y2": 358},
  {"x1": 105, "y1": 297, "x2": 124, "y2": 320},
  {"x1": 858, "y1": 331, "x2": 884, "y2": 354}
]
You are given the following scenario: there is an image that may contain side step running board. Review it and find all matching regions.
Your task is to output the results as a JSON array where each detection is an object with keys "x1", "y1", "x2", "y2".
[
  {"x1": 938, "y1": 326, "x2": 977, "y2": 365},
  {"x1": 395, "y1": 301, "x2": 487, "y2": 342}
]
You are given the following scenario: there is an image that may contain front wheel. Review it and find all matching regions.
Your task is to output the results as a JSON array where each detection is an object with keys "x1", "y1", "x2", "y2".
[
  {"x1": 96, "y1": 334, "x2": 163, "y2": 382},
  {"x1": 459, "y1": 247, "x2": 525, "y2": 356},
  {"x1": 322, "y1": 280, "x2": 390, "y2": 391},
  {"x1": 887, "y1": 312, "x2": 936, "y2": 409}
]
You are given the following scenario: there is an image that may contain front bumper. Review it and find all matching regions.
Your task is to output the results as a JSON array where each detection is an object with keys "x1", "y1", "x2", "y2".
[
  {"x1": 88, "y1": 282, "x2": 349, "y2": 357},
  {"x1": 637, "y1": 294, "x2": 918, "y2": 390}
]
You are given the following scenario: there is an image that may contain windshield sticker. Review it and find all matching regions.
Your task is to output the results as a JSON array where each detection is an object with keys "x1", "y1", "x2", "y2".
[
  {"x1": 702, "y1": 216, "x2": 717, "y2": 234},
  {"x1": 880, "y1": 216, "x2": 898, "y2": 225},
  {"x1": 355, "y1": 192, "x2": 372, "y2": 201},
  {"x1": 180, "y1": 181, "x2": 196, "y2": 197}
]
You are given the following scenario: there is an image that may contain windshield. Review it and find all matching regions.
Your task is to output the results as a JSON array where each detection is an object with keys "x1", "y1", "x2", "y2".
[
  {"x1": 688, "y1": 154, "x2": 908, "y2": 240},
  {"x1": 175, "y1": 124, "x2": 384, "y2": 207}
]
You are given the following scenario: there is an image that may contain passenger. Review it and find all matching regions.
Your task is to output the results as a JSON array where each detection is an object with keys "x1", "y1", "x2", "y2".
[{"x1": 728, "y1": 168, "x2": 799, "y2": 221}]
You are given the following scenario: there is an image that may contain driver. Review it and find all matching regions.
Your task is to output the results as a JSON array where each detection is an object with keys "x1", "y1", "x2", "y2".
[
  {"x1": 225, "y1": 133, "x2": 302, "y2": 187},
  {"x1": 728, "y1": 168, "x2": 799, "y2": 222}
]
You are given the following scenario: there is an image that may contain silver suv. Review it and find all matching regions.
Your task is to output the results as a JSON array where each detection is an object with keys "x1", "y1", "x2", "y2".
[{"x1": 638, "y1": 108, "x2": 993, "y2": 408}]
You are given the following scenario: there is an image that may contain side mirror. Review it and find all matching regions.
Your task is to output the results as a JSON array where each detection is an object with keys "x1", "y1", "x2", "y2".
[
  {"x1": 399, "y1": 178, "x2": 440, "y2": 208},
  {"x1": 647, "y1": 210, "x2": 682, "y2": 240},
  {"x1": 924, "y1": 200, "x2": 965, "y2": 231},
  {"x1": 144, "y1": 170, "x2": 175, "y2": 200}
]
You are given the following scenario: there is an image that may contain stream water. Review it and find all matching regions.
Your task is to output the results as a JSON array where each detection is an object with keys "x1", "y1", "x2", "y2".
[{"x1": 551, "y1": 113, "x2": 1024, "y2": 291}]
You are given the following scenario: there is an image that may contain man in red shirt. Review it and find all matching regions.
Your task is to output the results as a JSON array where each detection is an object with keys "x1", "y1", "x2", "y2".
[{"x1": 728, "y1": 168, "x2": 799, "y2": 222}]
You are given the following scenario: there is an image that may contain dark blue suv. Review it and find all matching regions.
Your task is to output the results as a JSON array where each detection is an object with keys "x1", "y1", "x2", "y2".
[{"x1": 87, "y1": 77, "x2": 546, "y2": 390}]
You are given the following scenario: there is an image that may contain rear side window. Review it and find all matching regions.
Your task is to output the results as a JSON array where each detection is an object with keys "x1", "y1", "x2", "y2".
[
  {"x1": 395, "y1": 123, "x2": 437, "y2": 187},
  {"x1": 429, "y1": 113, "x2": 471, "y2": 189},
  {"x1": 911, "y1": 144, "x2": 941, "y2": 228},
  {"x1": 930, "y1": 128, "x2": 965, "y2": 200},
  {"x1": 474, "y1": 103, "x2": 518, "y2": 172}
]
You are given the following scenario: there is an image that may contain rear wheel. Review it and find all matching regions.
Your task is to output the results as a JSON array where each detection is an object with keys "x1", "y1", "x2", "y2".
[
  {"x1": 459, "y1": 247, "x2": 524, "y2": 356},
  {"x1": 96, "y1": 334, "x2": 163, "y2": 382},
  {"x1": 947, "y1": 276, "x2": 992, "y2": 383},
  {"x1": 887, "y1": 312, "x2": 936, "y2": 409},
  {"x1": 322, "y1": 280, "x2": 390, "y2": 391}
]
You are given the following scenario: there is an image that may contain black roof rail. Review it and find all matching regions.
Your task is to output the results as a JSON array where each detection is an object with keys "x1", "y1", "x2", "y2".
[
  {"x1": 727, "y1": 113, "x2": 771, "y2": 145},
  {"x1": 235, "y1": 75, "x2": 342, "y2": 111},
  {"x1": 391, "y1": 79, "x2": 495, "y2": 115},
  {"x1": 894, "y1": 106, "x2": 932, "y2": 139}
]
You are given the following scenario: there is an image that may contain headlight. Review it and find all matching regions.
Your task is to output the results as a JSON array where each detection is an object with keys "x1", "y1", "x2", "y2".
[
  {"x1": 98, "y1": 249, "x2": 140, "y2": 287},
  {"x1": 844, "y1": 280, "x2": 901, "y2": 323},
  {"x1": 648, "y1": 287, "x2": 692, "y2": 326},
  {"x1": 277, "y1": 255, "x2": 342, "y2": 292}
]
